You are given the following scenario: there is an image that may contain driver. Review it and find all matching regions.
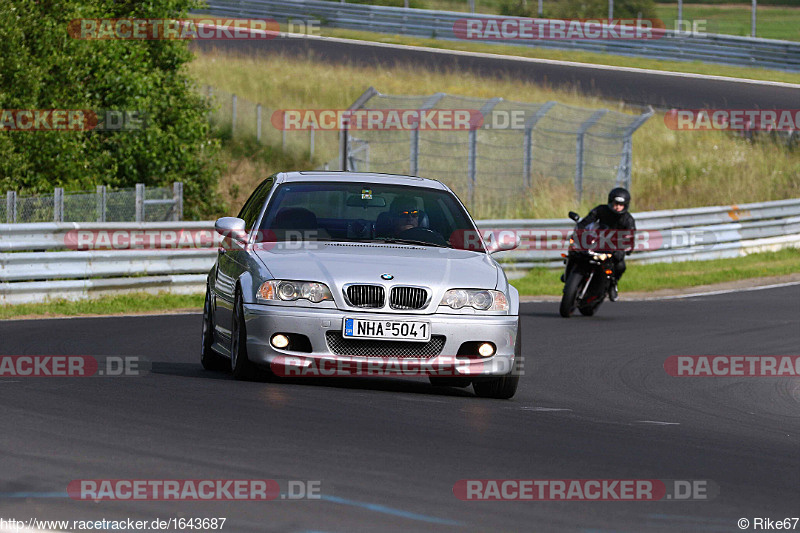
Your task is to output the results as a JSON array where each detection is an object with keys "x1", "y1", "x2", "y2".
[
  {"x1": 574, "y1": 187, "x2": 636, "y2": 301},
  {"x1": 389, "y1": 196, "x2": 420, "y2": 236}
]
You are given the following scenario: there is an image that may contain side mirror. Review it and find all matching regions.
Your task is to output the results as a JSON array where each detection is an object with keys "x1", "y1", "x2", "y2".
[
  {"x1": 215, "y1": 217, "x2": 248, "y2": 242},
  {"x1": 485, "y1": 230, "x2": 520, "y2": 254},
  {"x1": 568, "y1": 211, "x2": 581, "y2": 222}
]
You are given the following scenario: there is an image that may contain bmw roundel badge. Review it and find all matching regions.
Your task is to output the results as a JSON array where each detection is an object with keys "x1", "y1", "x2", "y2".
[{"x1": 381, "y1": 273, "x2": 394, "y2": 280}]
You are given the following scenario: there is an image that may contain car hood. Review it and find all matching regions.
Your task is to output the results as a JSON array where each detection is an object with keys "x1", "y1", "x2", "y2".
[{"x1": 254, "y1": 242, "x2": 499, "y2": 291}]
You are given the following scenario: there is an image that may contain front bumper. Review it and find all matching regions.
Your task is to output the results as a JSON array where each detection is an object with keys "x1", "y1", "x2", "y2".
[{"x1": 242, "y1": 304, "x2": 519, "y2": 377}]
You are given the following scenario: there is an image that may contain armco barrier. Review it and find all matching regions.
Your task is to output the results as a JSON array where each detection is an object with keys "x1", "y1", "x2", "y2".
[
  {"x1": 197, "y1": 0, "x2": 800, "y2": 72},
  {"x1": 1, "y1": 199, "x2": 799, "y2": 303}
]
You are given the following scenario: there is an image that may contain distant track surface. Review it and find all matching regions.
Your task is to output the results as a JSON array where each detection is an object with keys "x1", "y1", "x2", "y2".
[
  {"x1": 194, "y1": 35, "x2": 800, "y2": 109},
  {"x1": 1, "y1": 286, "x2": 799, "y2": 531}
]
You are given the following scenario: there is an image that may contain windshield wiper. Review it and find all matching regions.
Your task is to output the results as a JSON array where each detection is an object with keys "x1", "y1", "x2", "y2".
[{"x1": 373, "y1": 237, "x2": 449, "y2": 248}]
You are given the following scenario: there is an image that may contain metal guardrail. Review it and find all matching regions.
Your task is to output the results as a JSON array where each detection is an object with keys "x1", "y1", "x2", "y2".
[
  {"x1": 1, "y1": 199, "x2": 799, "y2": 303},
  {"x1": 198, "y1": 0, "x2": 800, "y2": 72}
]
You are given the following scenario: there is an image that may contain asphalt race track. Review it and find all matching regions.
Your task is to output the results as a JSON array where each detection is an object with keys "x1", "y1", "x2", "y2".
[
  {"x1": 1, "y1": 285, "x2": 798, "y2": 532},
  {"x1": 194, "y1": 37, "x2": 800, "y2": 110}
]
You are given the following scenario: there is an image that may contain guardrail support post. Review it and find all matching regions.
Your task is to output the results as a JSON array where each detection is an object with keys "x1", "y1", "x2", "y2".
[
  {"x1": 53, "y1": 187, "x2": 64, "y2": 222},
  {"x1": 172, "y1": 182, "x2": 183, "y2": 221},
  {"x1": 96, "y1": 185, "x2": 106, "y2": 222},
  {"x1": 523, "y1": 101, "x2": 556, "y2": 189},
  {"x1": 135, "y1": 183, "x2": 144, "y2": 222},
  {"x1": 575, "y1": 110, "x2": 607, "y2": 203},
  {"x1": 6, "y1": 191, "x2": 16, "y2": 223},
  {"x1": 256, "y1": 104, "x2": 262, "y2": 143}
]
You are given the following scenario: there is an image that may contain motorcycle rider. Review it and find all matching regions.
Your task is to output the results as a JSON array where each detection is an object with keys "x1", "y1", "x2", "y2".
[{"x1": 567, "y1": 187, "x2": 636, "y2": 302}]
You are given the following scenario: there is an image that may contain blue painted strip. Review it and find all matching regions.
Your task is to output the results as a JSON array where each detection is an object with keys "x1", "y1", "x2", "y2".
[{"x1": 319, "y1": 495, "x2": 462, "y2": 526}]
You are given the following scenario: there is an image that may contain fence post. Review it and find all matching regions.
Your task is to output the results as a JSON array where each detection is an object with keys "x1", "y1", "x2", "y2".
[
  {"x1": 172, "y1": 182, "x2": 184, "y2": 221},
  {"x1": 6, "y1": 191, "x2": 16, "y2": 223},
  {"x1": 339, "y1": 120, "x2": 349, "y2": 171},
  {"x1": 54, "y1": 187, "x2": 64, "y2": 222},
  {"x1": 309, "y1": 126, "x2": 315, "y2": 159},
  {"x1": 615, "y1": 107, "x2": 653, "y2": 189},
  {"x1": 575, "y1": 110, "x2": 607, "y2": 203},
  {"x1": 467, "y1": 98, "x2": 502, "y2": 207},
  {"x1": 96, "y1": 185, "x2": 106, "y2": 222},
  {"x1": 523, "y1": 101, "x2": 556, "y2": 188},
  {"x1": 467, "y1": 129, "x2": 477, "y2": 206},
  {"x1": 256, "y1": 104, "x2": 262, "y2": 143},
  {"x1": 207, "y1": 86, "x2": 213, "y2": 124},
  {"x1": 231, "y1": 94, "x2": 237, "y2": 136},
  {"x1": 135, "y1": 183, "x2": 144, "y2": 222},
  {"x1": 410, "y1": 93, "x2": 445, "y2": 176}
]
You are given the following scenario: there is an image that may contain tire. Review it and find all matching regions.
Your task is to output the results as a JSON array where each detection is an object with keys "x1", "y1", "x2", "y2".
[
  {"x1": 472, "y1": 325, "x2": 521, "y2": 400},
  {"x1": 200, "y1": 287, "x2": 227, "y2": 371},
  {"x1": 429, "y1": 376, "x2": 472, "y2": 388},
  {"x1": 559, "y1": 271, "x2": 584, "y2": 318},
  {"x1": 231, "y1": 289, "x2": 257, "y2": 381}
]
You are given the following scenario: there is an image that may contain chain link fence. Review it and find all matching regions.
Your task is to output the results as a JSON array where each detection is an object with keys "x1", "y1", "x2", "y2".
[
  {"x1": 206, "y1": 86, "x2": 340, "y2": 166},
  {"x1": 2, "y1": 183, "x2": 183, "y2": 223},
  {"x1": 205, "y1": 85, "x2": 651, "y2": 218},
  {"x1": 341, "y1": 89, "x2": 652, "y2": 218}
]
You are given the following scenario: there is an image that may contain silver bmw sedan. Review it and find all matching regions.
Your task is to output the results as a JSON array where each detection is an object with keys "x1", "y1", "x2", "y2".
[{"x1": 201, "y1": 171, "x2": 522, "y2": 399}]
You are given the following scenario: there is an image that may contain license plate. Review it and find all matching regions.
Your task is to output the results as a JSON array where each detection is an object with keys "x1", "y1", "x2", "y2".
[{"x1": 343, "y1": 318, "x2": 431, "y2": 342}]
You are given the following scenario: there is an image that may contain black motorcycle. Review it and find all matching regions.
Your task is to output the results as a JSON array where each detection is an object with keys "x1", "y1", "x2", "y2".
[{"x1": 559, "y1": 212, "x2": 617, "y2": 318}]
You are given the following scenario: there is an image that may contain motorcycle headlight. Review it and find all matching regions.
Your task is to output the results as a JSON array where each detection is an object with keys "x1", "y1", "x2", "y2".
[
  {"x1": 440, "y1": 289, "x2": 508, "y2": 312},
  {"x1": 257, "y1": 280, "x2": 333, "y2": 303}
]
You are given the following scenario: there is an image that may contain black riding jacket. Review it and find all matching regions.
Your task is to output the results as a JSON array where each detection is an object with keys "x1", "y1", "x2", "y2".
[{"x1": 576, "y1": 204, "x2": 636, "y2": 260}]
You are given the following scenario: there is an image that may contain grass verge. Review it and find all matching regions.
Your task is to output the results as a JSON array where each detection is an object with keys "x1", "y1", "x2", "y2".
[
  {"x1": 0, "y1": 292, "x2": 204, "y2": 320},
  {"x1": 509, "y1": 248, "x2": 800, "y2": 295}
]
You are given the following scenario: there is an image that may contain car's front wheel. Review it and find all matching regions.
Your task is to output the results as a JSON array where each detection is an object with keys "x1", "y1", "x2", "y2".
[
  {"x1": 231, "y1": 289, "x2": 257, "y2": 380},
  {"x1": 201, "y1": 287, "x2": 227, "y2": 371}
]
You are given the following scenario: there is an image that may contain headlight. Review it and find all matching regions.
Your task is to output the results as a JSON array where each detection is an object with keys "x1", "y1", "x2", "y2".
[
  {"x1": 440, "y1": 289, "x2": 508, "y2": 311},
  {"x1": 257, "y1": 280, "x2": 333, "y2": 303}
]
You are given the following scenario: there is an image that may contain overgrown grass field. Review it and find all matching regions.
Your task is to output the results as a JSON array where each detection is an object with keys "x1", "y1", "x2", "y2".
[{"x1": 189, "y1": 50, "x2": 800, "y2": 219}]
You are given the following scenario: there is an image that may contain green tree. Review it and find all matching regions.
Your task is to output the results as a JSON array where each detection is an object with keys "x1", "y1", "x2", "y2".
[{"x1": 0, "y1": 0, "x2": 222, "y2": 219}]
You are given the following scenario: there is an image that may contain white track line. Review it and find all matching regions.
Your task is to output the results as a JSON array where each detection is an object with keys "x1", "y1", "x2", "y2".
[{"x1": 635, "y1": 280, "x2": 800, "y2": 300}]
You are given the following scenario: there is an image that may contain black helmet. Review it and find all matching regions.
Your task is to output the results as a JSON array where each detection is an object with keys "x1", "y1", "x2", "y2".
[{"x1": 607, "y1": 187, "x2": 631, "y2": 214}]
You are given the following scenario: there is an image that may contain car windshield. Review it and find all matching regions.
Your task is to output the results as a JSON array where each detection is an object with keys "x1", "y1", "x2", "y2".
[{"x1": 256, "y1": 181, "x2": 484, "y2": 251}]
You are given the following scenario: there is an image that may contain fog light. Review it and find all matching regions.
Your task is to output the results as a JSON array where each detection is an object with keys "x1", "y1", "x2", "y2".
[
  {"x1": 478, "y1": 343, "x2": 495, "y2": 357},
  {"x1": 271, "y1": 334, "x2": 290, "y2": 349}
]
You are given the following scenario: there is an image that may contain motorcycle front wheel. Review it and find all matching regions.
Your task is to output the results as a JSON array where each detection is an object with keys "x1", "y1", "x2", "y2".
[{"x1": 559, "y1": 271, "x2": 584, "y2": 318}]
